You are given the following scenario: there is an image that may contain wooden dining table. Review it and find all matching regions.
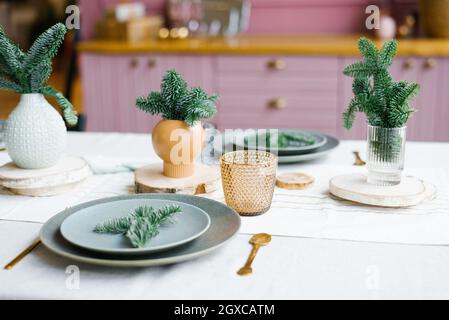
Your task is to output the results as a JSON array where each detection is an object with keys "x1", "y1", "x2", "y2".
[{"x1": 1, "y1": 132, "x2": 449, "y2": 299}]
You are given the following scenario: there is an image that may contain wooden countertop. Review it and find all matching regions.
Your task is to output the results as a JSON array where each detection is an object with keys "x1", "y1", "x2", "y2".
[{"x1": 78, "y1": 35, "x2": 449, "y2": 57}]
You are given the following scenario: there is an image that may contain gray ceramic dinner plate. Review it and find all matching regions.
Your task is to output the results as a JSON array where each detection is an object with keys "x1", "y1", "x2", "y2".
[
  {"x1": 40, "y1": 194, "x2": 241, "y2": 267},
  {"x1": 60, "y1": 199, "x2": 211, "y2": 255},
  {"x1": 234, "y1": 130, "x2": 328, "y2": 155},
  {"x1": 277, "y1": 135, "x2": 340, "y2": 163},
  {"x1": 215, "y1": 133, "x2": 340, "y2": 164}
]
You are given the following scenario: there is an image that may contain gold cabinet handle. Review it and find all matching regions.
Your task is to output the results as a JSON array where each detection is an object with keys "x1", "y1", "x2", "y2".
[
  {"x1": 424, "y1": 58, "x2": 436, "y2": 70},
  {"x1": 403, "y1": 58, "x2": 415, "y2": 70},
  {"x1": 268, "y1": 98, "x2": 287, "y2": 109},
  {"x1": 147, "y1": 58, "x2": 157, "y2": 68},
  {"x1": 267, "y1": 59, "x2": 286, "y2": 71},
  {"x1": 130, "y1": 58, "x2": 139, "y2": 69}
]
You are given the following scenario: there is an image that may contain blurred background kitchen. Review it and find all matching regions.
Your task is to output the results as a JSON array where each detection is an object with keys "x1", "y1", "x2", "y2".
[{"x1": 1, "y1": 0, "x2": 448, "y2": 141}]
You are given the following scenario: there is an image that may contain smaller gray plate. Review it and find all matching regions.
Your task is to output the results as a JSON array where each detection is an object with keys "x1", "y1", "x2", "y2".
[{"x1": 60, "y1": 199, "x2": 210, "y2": 255}]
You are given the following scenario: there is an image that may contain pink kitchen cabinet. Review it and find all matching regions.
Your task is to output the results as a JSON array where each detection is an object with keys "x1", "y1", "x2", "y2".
[
  {"x1": 392, "y1": 57, "x2": 441, "y2": 142},
  {"x1": 80, "y1": 54, "x2": 214, "y2": 133},
  {"x1": 215, "y1": 56, "x2": 339, "y2": 134},
  {"x1": 436, "y1": 59, "x2": 449, "y2": 142},
  {"x1": 80, "y1": 54, "x2": 340, "y2": 134},
  {"x1": 80, "y1": 53, "x2": 449, "y2": 141}
]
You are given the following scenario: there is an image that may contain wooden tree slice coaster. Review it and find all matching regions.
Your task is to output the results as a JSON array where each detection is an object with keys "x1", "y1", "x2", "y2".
[
  {"x1": 0, "y1": 156, "x2": 91, "y2": 197},
  {"x1": 135, "y1": 163, "x2": 221, "y2": 195},
  {"x1": 276, "y1": 172, "x2": 315, "y2": 190},
  {"x1": 329, "y1": 173, "x2": 437, "y2": 208}
]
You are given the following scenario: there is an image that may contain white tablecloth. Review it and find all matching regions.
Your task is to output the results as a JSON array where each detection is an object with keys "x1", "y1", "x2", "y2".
[
  {"x1": 1, "y1": 132, "x2": 449, "y2": 299},
  {"x1": 1, "y1": 133, "x2": 449, "y2": 245}
]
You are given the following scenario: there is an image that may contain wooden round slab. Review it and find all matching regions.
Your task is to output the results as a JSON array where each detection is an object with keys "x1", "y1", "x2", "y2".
[
  {"x1": 135, "y1": 163, "x2": 220, "y2": 195},
  {"x1": 276, "y1": 172, "x2": 314, "y2": 190},
  {"x1": 0, "y1": 156, "x2": 91, "y2": 197},
  {"x1": 329, "y1": 173, "x2": 436, "y2": 208}
]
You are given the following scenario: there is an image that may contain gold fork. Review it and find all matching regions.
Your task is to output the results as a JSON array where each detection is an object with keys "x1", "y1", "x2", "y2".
[
  {"x1": 4, "y1": 238, "x2": 41, "y2": 270},
  {"x1": 353, "y1": 151, "x2": 366, "y2": 166}
]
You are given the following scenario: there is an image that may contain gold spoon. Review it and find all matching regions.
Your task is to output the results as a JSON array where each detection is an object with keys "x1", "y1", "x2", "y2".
[
  {"x1": 353, "y1": 151, "x2": 366, "y2": 166},
  {"x1": 237, "y1": 233, "x2": 271, "y2": 276}
]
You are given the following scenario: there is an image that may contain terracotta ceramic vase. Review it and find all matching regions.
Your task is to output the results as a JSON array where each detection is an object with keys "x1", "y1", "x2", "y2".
[{"x1": 152, "y1": 120, "x2": 204, "y2": 178}]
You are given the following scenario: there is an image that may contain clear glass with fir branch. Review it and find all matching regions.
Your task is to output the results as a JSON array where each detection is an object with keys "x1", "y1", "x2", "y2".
[
  {"x1": 343, "y1": 37, "x2": 419, "y2": 186},
  {"x1": 366, "y1": 125, "x2": 406, "y2": 185}
]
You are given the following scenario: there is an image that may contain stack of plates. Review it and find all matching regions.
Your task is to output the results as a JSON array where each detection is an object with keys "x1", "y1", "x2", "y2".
[
  {"x1": 213, "y1": 129, "x2": 340, "y2": 164},
  {"x1": 40, "y1": 194, "x2": 241, "y2": 267}
]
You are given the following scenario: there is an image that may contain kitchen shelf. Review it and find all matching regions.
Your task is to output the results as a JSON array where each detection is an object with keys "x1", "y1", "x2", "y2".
[{"x1": 78, "y1": 35, "x2": 449, "y2": 57}]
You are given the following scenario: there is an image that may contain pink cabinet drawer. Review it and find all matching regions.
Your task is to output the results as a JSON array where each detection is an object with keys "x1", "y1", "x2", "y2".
[
  {"x1": 219, "y1": 94, "x2": 337, "y2": 111},
  {"x1": 216, "y1": 56, "x2": 338, "y2": 96},
  {"x1": 216, "y1": 94, "x2": 337, "y2": 132},
  {"x1": 218, "y1": 73, "x2": 338, "y2": 94},
  {"x1": 218, "y1": 111, "x2": 337, "y2": 133},
  {"x1": 216, "y1": 56, "x2": 338, "y2": 74}
]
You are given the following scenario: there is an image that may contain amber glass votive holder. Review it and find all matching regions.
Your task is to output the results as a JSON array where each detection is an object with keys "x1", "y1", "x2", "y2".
[{"x1": 220, "y1": 151, "x2": 277, "y2": 216}]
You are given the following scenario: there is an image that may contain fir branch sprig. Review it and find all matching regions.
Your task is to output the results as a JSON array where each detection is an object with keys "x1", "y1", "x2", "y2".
[
  {"x1": 126, "y1": 217, "x2": 160, "y2": 248},
  {"x1": 0, "y1": 23, "x2": 78, "y2": 126},
  {"x1": 342, "y1": 37, "x2": 419, "y2": 130},
  {"x1": 39, "y1": 85, "x2": 78, "y2": 126},
  {"x1": 136, "y1": 70, "x2": 218, "y2": 126},
  {"x1": 93, "y1": 216, "x2": 131, "y2": 234},
  {"x1": 94, "y1": 204, "x2": 183, "y2": 248}
]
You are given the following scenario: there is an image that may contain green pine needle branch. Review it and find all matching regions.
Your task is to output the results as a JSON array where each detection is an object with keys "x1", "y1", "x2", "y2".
[
  {"x1": 94, "y1": 204, "x2": 182, "y2": 248},
  {"x1": 136, "y1": 70, "x2": 218, "y2": 126},
  {"x1": 342, "y1": 37, "x2": 419, "y2": 130},
  {"x1": 0, "y1": 23, "x2": 78, "y2": 126}
]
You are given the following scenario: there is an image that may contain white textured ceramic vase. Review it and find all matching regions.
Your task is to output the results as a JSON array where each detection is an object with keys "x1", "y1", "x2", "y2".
[{"x1": 4, "y1": 93, "x2": 67, "y2": 169}]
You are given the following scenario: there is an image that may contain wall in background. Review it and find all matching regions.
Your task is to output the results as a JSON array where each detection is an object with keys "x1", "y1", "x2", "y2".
[
  {"x1": 78, "y1": 0, "x2": 418, "y2": 39},
  {"x1": 79, "y1": 0, "x2": 165, "y2": 40}
]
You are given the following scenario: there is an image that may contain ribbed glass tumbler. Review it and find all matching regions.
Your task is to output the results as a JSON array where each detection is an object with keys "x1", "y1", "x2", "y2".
[
  {"x1": 220, "y1": 151, "x2": 277, "y2": 216},
  {"x1": 366, "y1": 125, "x2": 406, "y2": 186}
]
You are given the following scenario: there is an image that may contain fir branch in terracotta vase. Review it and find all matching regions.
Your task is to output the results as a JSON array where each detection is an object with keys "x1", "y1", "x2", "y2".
[
  {"x1": 135, "y1": 70, "x2": 219, "y2": 178},
  {"x1": 136, "y1": 69, "x2": 218, "y2": 126}
]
